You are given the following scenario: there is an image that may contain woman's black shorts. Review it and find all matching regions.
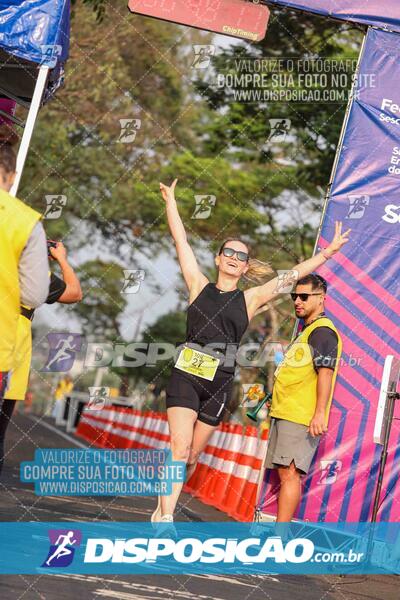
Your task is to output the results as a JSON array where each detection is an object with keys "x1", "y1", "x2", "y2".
[{"x1": 165, "y1": 367, "x2": 234, "y2": 426}]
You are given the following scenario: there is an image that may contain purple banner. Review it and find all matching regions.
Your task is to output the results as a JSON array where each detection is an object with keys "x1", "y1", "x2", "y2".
[
  {"x1": 258, "y1": 27, "x2": 400, "y2": 521},
  {"x1": 268, "y1": 1, "x2": 400, "y2": 33}
]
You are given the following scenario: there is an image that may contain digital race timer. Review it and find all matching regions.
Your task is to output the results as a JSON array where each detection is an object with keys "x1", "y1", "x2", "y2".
[{"x1": 128, "y1": 0, "x2": 270, "y2": 41}]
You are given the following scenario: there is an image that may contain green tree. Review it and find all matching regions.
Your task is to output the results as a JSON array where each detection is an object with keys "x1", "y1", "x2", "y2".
[
  {"x1": 74, "y1": 259, "x2": 127, "y2": 338},
  {"x1": 113, "y1": 310, "x2": 187, "y2": 395},
  {"x1": 190, "y1": 8, "x2": 363, "y2": 345},
  {"x1": 24, "y1": 4, "x2": 362, "y2": 383},
  {"x1": 20, "y1": 1, "x2": 205, "y2": 250},
  {"x1": 195, "y1": 8, "x2": 362, "y2": 187}
]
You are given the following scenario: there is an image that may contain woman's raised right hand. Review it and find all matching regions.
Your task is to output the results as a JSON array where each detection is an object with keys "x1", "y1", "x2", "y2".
[{"x1": 159, "y1": 179, "x2": 178, "y2": 203}]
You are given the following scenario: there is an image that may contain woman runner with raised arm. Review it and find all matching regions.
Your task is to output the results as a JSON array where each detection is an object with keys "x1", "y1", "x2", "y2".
[{"x1": 152, "y1": 179, "x2": 350, "y2": 527}]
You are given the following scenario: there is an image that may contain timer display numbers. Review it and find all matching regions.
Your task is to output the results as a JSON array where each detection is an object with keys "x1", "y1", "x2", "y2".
[{"x1": 128, "y1": 0, "x2": 270, "y2": 42}]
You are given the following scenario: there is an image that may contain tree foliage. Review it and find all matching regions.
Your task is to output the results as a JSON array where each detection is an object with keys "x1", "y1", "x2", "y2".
[
  {"x1": 74, "y1": 259, "x2": 127, "y2": 338},
  {"x1": 24, "y1": 3, "x2": 363, "y2": 393}
]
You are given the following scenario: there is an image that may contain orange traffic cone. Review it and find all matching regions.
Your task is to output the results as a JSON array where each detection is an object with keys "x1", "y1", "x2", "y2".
[
  {"x1": 127, "y1": 409, "x2": 145, "y2": 449},
  {"x1": 192, "y1": 423, "x2": 230, "y2": 501},
  {"x1": 231, "y1": 428, "x2": 269, "y2": 521},
  {"x1": 223, "y1": 425, "x2": 258, "y2": 515},
  {"x1": 184, "y1": 424, "x2": 224, "y2": 494},
  {"x1": 206, "y1": 423, "x2": 244, "y2": 508}
]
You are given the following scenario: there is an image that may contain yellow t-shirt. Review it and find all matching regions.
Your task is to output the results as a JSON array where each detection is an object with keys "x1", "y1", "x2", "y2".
[
  {"x1": 0, "y1": 189, "x2": 41, "y2": 372},
  {"x1": 270, "y1": 317, "x2": 342, "y2": 426},
  {"x1": 4, "y1": 314, "x2": 33, "y2": 400}
]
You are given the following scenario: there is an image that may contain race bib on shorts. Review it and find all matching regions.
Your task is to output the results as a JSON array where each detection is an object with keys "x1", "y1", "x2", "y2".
[{"x1": 175, "y1": 346, "x2": 220, "y2": 381}]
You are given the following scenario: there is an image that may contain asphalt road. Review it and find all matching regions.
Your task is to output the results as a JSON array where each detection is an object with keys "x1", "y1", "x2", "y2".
[{"x1": 0, "y1": 412, "x2": 397, "y2": 600}]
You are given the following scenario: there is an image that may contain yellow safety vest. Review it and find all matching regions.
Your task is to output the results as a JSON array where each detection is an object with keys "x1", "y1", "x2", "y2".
[
  {"x1": 4, "y1": 313, "x2": 33, "y2": 400},
  {"x1": 0, "y1": 189, "x2": 41, "y2": 371},
  {"x1": 270, "y1": 317, "x2": 342, "y2": 427},
  {"x1": 5, "y1": 272, "x2": 52, "y2": 401}
]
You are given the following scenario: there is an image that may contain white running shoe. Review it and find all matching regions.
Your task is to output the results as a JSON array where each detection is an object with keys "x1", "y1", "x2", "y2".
[{"x1": 160, "y1": 514, "x2": 174, "y2": 523}]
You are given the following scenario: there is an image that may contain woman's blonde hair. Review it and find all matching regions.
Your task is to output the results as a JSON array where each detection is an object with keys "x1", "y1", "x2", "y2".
[{"x1": 218, "y1": 238, "x2": 273, "y2": 284}]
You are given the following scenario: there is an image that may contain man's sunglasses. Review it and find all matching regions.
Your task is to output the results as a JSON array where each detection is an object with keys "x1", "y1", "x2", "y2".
[
  {"x1": 221, "y1": 247, "x2": 249, "y2": 262},
  {"x1": 291, "y1": 292, "x2": 322, "y2": 302}
]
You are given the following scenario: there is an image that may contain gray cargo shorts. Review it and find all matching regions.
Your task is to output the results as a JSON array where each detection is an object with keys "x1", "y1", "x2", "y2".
[{"x1": 264, "y1": 417, "x2": 320, "y2": 475}]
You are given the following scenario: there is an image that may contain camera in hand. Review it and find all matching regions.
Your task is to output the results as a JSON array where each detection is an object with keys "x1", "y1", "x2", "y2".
[{"x1": 47, "y1": 240, "x2": 58, "y2": 256}]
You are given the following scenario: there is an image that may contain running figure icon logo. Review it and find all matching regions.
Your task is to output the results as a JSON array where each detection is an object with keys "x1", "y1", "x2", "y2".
[
  {"x1": 88, "y1": 386, "x2": 110, "y2": 410},
  {"x1": 191, "y1": 45, "x2": 215, "y2": 69},
  {"x1": 118, "y1": 119, "x2": 142, "y2": 143},
  {"x1": 192, "y1": 195, "x2": 216, "y2": 219},
  {"x1": 40, "y1": 44, "x2": 62, "y2": 68},
  {"x1": 318, "y1": 460, "x2": 342, "y2": 485},
  {"x1": 42, "y1": 333, "x2": 83, "y2": 372},
  {"x1": 267, "y1": 119, "x2": 291, "y2": 143},
  {"x1": 122, "y1": 270, "x2": 145, "y2": 294},
  {"x1": 241, "y1": 383, "x2": 266, "y2": 408},
  {"x1": 44, "y1": 195, "x2": 67, "y2": 220},
  {"x1": 346, "y1": 195, "x2": 370, "y2": 219},
  {"x1": 42, "y1": 529, "x2": 82, "y2": 568},
  {"x1": 275, "y1": 269, "x2": 299, "y2": 294}
]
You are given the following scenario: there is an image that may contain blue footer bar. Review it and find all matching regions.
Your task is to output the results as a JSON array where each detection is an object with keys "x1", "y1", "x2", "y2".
[{"x1": 0, "y1": 521, "x2": 399, "y2": 575}]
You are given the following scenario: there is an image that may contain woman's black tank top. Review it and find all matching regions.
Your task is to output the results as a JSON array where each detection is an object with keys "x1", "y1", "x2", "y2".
[{"x1": 185, "y1": 283, "x2": 249, "y2": 373}]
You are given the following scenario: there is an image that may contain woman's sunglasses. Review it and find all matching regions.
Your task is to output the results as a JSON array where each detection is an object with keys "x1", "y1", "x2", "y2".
[
  {"x1": 221, "y1": 247, "x2": 249, "y2": 262},
  {"x1": 291, "y1": 292, "x2": 322, "y2": 302}
]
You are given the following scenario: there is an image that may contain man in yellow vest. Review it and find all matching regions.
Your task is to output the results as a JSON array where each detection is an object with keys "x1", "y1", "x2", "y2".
[
  {"x1": 266, "y1": 273, "x2": 342, "y2": 522},
  {"x1": 0, "y1": 142, "x2": 50, "y2": 471},
  {"x1": 5, "y1": 242, "x2": 82, "y2": 405},
  {"x1": 1, "y1": 242, "x2": 82, "y2": 474}
]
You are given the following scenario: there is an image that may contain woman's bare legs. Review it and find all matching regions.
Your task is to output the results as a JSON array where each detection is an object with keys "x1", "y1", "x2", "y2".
[
  {"x1": 186, "y1": 419, "x2": 217, "y2": 482},
  {"x1": 161, "y1": 407, "x2": 197, "y2": 516},
  {"x1": 161, "y1": 408, "x2": 217, "y2": 517}
]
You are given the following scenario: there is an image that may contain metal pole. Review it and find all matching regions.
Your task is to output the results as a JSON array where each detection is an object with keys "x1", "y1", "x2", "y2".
[
  {"x1": 371, "y1": 387, "x2": 399, "y2": 522},
  {"x1": 9, "y1": 65, "x2": 49, "y2": 198}
]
